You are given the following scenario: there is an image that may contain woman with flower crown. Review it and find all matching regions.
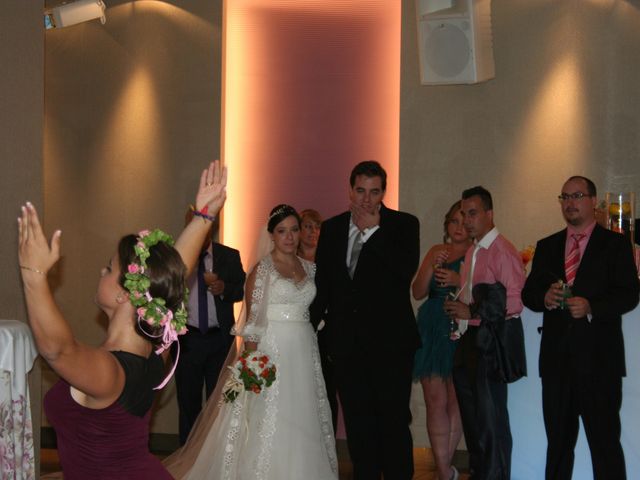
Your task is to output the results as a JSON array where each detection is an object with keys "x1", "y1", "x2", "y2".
[
  {"x1": 163, "y1": 204, "x2": 338, "y2": 480},
  {"x1": 17, "y1": 161, "x2": 227, "y2": 479}
]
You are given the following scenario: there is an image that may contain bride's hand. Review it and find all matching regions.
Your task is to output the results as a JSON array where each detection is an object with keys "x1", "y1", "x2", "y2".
[
  {"x1": 194, "y1": 160, "x2": 227, "y2": 217},
  {"x1": 244, "y1": 341, "x2": 258, "y2": 352},
  {"x1": 18, "y1": 202, "x2": 61, "y2": 279}
]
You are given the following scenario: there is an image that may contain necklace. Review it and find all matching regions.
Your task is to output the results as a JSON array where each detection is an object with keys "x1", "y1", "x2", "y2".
[{"x1": 272, "y1": 252, "x2": 301, "y2": 280}]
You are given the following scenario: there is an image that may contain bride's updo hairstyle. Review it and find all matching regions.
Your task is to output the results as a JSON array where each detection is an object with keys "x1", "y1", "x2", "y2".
[
  {"x1": 117, "y1": 234, "x2": 187, "y2": 346},
  {"x1": 267, "y1": 204, "x2": 300, "y2": 233}
]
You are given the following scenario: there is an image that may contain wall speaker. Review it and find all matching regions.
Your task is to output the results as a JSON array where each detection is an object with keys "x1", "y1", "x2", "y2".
[{"x1": 416, "y1": 0, "x2": 495, "y2": 85}]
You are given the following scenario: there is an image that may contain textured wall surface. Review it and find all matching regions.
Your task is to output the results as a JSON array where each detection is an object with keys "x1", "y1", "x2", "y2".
[
  {"x1": 402, "y1": 0, "x2": 640, "y2": 449},
  {"x1": 43, "y1": 0, "x2": 222, "y2": 434}
]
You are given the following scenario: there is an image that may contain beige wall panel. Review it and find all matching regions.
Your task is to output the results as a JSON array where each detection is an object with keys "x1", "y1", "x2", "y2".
[
  {"x1": 0, "y1": 1, "x2": 43, "y2": 321},
  {"x1": 43, "y1": 0, "x2": 222, "y2": 434},
  {"x1": 1, "y1": 1, "x2": 44, "y2": 473}
]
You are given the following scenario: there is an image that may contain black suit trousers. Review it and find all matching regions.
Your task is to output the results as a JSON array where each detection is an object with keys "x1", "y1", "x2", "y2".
[
  {"x1": 318, "y1": 328, "x2": 339, "y2": 432},
  {"x1": 333, "y1": 348, "x2": 415, "y2": 480},
  {"x1": 542, "y1": 372, "x2": 625, "y2": 480},
  {"x1": 453, "y1": 329, "x2": 512, "y2": 480},
  {"x1": 173, "y1": 327, "x2": 234, "y2": 445}
]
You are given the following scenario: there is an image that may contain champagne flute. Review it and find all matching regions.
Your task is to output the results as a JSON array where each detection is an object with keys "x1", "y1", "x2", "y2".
[
  {"x1": 445, "y1": 286, "x2": 463, "y2": 337},
  {"x1": 434, "y1": 246, "x2": 451, "y2": 287}
]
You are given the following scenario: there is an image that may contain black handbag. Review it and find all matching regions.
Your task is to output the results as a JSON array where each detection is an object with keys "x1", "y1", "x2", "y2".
[{"x1": 472, "y1": 282, "x2": 527, "y2": 383}]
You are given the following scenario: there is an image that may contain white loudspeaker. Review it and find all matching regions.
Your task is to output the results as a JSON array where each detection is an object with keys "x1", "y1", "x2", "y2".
[
  {"x1": 416, "y1": 0, "x2": 495, "y2": 85},
  {"x1": 49, "y1": 0, "x2": 106, "y2": 29}
]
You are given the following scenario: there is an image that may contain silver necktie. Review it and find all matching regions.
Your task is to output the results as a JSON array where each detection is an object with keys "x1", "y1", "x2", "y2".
[{"x1": 348, "y1": 231, "x2": 364, "y2": 278}]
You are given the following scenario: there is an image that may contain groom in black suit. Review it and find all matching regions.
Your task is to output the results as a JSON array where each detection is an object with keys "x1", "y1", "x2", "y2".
[
  {"x1": 522, "y1": 176, "x2": 639, "y2": 480},
  {"x1": 311, "y1": 161, "x2": 420, "y2": 480}
]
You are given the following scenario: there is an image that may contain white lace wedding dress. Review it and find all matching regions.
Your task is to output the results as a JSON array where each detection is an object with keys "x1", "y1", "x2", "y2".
[{"x1": 164, "y1": 255, "x2": 338, "y2": 480}]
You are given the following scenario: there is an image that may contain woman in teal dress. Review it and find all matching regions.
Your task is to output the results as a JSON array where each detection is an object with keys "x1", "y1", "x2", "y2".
[{"x1": 412, "y1": 201, "x2": 472, "y2": 480}]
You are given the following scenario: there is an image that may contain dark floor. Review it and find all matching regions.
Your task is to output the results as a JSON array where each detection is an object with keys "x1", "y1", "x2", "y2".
[{"x1": 41, "y1": 444, "x2": 471, "y2": 479}]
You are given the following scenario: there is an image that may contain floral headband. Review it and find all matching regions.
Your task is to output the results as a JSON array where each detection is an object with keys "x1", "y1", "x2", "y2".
[{"x1": 123, "y1": 229, "x2": 188, "y2": 389}]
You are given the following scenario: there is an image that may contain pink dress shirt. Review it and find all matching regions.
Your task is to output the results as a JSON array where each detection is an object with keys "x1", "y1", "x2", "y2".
[{"x1": 460, "y1": 227, "x2": 525, "y2": 320}]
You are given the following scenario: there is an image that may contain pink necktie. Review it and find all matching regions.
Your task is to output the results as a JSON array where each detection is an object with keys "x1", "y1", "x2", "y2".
[{"x1": 565, "y1": 234, "x2": 585, "y2": 286}]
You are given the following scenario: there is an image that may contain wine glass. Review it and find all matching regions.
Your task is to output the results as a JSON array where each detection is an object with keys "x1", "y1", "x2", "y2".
[{"x1": 445, "y1": 288, "x2": 461, "y2": 338}]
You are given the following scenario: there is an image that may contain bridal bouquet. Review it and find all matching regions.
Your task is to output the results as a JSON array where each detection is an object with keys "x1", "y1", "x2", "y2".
[{"x1": 222, "y1": 350, "x2": 277, "y2": 403}]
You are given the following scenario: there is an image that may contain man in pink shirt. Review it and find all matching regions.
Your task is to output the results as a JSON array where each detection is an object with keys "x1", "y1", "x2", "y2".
[
  {"x1": 522, "y1": 176, "x2": 639, "y2": 480},
  {"x1": 444, "y1": 186, "x2": 525, "y2": 480}
]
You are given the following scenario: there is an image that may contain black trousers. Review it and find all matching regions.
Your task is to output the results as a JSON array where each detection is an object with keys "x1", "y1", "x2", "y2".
[
  {"x1": 173, "y1": 326, "x2": 234, "y2": 445},
  {"x1": 318, "y1": 329, "x2": 339, "y2": 432},
  {"x1": 333, "y1": 349, "x2": 415, "y2": 480},
  {"x1": 453, "y1": 330, "x2": 512, "y2": 480},
  {"x1": 542, "y1": 373, "x2": 625, "y2": 480}
]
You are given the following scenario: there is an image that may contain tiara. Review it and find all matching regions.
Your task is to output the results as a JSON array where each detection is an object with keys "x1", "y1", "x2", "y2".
[{"x1": 268, "y1": 205, "x2": 295, "y2": 221}]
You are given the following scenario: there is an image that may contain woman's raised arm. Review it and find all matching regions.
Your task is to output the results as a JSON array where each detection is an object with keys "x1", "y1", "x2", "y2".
[
  {"x1": 18, "y1": 202, "x2": 124, "y2": 400},
  {"x1": 175, "y1": 160, "x2": 227, "y2": 277}
]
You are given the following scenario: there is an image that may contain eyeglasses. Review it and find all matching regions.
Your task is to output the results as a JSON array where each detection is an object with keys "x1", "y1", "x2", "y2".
[{"x1": 558, "y1": 192, "x2": 593, "y2": 201}]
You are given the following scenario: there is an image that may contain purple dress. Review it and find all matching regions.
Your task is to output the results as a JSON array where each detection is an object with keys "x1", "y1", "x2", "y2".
[{"x1": 44, "y1": 351, "x2": 173, "y2": 479}]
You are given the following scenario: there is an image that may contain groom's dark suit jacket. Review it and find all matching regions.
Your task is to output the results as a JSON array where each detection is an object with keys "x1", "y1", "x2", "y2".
[
  {"x1": 522, "y1": 224, "x2": 639, "y2": 378},
  {"x1": 311, "y1": 205, "x2": 420, "y2": 359}
]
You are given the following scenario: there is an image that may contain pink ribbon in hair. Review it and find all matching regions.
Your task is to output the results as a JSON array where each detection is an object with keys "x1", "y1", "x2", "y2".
[
  {"x1": 136, "y1": 314, "x2": 181, "y2": 390},
  {"x1": 153, "y1": 321, "x2": 180, "y2": 390}
]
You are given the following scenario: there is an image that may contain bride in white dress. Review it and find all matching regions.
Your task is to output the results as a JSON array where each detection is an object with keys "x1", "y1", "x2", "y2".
[{"x1": 164, "y1": 205, "x2": 338, "y2": 480}]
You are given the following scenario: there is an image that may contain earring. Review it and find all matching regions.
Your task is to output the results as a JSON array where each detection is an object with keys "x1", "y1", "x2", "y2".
[{"x1": 116, "y1": 293, "x2": 124, "y2": 303}]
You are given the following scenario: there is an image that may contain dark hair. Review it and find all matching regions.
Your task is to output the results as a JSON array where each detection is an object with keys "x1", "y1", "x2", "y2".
[
  {"x1": 462, "y1": 186, "x2": 493, "y2": 211},
  {"x1": 118, "y1": 235, "x2": 187, "y2": 346},
  {"x1": 566, "y1": 176, "x2": 597, "y2": 196},
  {"x1": 349, "y1": 161, "x2": 387, "y2": 191},
  {"x1": 299, "y1": 208, "x2": 322, "y2": 226},
  {"x1": 443, "y1": 200, "x2": 462, "y2": 243},
  {"x1": 267, "y1": 204, "x2": 301, "y2": 233}
]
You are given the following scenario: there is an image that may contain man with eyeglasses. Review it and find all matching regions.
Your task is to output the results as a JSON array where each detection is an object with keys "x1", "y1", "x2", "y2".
[{"x1": 522, "y1": 175, "x2": 639, "y2": 480}]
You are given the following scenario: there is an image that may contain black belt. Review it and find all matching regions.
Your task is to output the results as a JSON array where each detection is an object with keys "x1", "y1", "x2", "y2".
[{"x1": 186, "y1": 325, "x2": 221, "y2": 334}]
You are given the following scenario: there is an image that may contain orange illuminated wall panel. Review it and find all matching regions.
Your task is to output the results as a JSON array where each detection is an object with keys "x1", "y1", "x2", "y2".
[{"x1": 222, "y1": 0, "x2": 401, "y2": 267}]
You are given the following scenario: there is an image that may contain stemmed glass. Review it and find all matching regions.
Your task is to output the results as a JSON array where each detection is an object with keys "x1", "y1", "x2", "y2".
[
  {"x1": 434, "y1": 245, "x2": 452, "y2": 287},
  {"x1": 445, "y1": 286, "x2": 463, "y2": 338}
]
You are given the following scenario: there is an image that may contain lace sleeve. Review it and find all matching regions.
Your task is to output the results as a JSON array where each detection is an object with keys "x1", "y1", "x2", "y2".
[
  {"x1": 300, "y1": 257, "x2": 315, "y2": 325},
  {"x1": 231, "y1": 257, "x2": 272, "y2": 342}
]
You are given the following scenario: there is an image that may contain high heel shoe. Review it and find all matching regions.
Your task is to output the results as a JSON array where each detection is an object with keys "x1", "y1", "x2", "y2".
[{"x1": 449, "y1": 465, "x2": 460, "y2": 480}]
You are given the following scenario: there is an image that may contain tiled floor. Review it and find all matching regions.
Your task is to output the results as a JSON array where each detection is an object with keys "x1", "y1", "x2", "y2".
[{"x1": 41, "y1": 446, "x2": 470, "y2": 479}]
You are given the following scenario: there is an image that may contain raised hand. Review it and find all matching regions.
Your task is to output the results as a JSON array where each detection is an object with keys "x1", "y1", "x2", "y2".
[
  {"x1": 18, "y1": 202, "x2": 61, "y2": 278},
  {"x1": 195, "y1": 160, "x2": 227, "y2": 217},
  {"x1": 543, "y1": 281, "x2": 564, "y2": 310},
  {"x1": 443, "y1": 298, "x2": 471, "y2": 320},
  {"x1": 566, "y1": 296, "x2": 591, "y2": 319},
  {"x1": 350, "y1": 201, "x2": 380, "y2": 231},
  {"x1": 434, "y1": 268, "x2": 461, "y2": 287},
  {"x1": 433, "y1": 247, "x2": 450, "y2": 266}
]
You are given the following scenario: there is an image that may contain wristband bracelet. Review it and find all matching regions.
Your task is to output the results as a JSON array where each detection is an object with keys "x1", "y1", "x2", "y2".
[
  {"x1": 190, "y1": 205, "x2": 216, "y2": 223},
  {"x1": 20, "y1": 265, "x2": 45, "y2": 275}
]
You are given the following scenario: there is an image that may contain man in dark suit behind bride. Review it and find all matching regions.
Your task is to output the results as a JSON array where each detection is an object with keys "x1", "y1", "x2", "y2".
[{"x1": 311, "y1": 161, "x2": 420, "y2": 480}]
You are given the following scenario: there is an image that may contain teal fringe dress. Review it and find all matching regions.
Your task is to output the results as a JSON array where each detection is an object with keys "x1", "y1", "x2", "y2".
[{"x1": 412, "y1": 257, "x2": 463, "y2": 380}]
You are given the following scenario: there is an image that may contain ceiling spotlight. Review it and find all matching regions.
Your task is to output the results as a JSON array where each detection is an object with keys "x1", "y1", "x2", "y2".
[{"x1": 45, "y1": 0, "x2": 106, "y2": 29}]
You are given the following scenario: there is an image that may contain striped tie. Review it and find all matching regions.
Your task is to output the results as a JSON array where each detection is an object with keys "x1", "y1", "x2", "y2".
[{"x1": 564, "y1": 234, "x2": 585, "y2": 286}]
